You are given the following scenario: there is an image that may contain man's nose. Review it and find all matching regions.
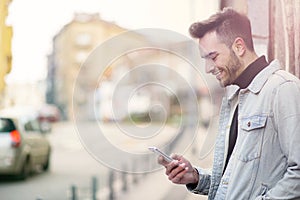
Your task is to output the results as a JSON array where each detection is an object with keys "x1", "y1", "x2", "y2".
[{"x1": 205, "y1": 60, "x2": 215, "y2": 73}]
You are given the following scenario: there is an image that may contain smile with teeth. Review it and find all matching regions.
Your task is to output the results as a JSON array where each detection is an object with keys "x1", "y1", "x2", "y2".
[{"x1": 214, "y1": 70, "x2": 222, "y2": 79}]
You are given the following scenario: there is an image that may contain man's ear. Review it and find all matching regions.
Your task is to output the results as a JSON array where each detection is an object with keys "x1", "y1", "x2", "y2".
[{"x1": 232, "y1": 37, "x2": 246, "y2": 56}]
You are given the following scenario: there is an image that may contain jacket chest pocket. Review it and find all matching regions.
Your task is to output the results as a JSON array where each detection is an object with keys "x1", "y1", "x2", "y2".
[{"x1": 237, "y1": 114, "x2": 268, "y2": 162}]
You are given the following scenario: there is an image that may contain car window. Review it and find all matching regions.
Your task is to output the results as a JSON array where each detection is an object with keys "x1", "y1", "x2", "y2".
[
  {"x1": 24, "y1": 119, "x2": 40, "y2": 132},
  {"x1": 0, "y1": 118, "x2": 16, "y2": 133}
]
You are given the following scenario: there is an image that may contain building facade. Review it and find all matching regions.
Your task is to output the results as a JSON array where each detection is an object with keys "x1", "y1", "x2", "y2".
[
  {"x1": 0, "y1": 0, "x2": 13, "y2": 107},
  {"x1": 47, "y1": 13, "x2": 129, "y2": 120},
  {"x1": 47, "y1": 13, "x2": 209, "y2": 122}
]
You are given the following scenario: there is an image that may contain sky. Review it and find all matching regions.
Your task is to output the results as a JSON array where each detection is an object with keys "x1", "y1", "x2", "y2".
[{"x1": 5, "y1": 0, "x2": 218, "y2": 83}]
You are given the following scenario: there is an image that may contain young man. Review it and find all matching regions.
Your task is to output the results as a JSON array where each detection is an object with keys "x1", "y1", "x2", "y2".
[{"x1": 158, "y1": 8, "x2": 300, "y2": 200}]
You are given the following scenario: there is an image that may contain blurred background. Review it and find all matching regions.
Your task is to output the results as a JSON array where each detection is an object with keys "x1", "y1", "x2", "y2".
[{"x1": 0, "y1": 0, "x2": 299, "y2": 199}]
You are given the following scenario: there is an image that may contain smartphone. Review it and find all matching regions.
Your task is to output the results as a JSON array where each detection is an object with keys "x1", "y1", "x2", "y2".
[{"x1": 148, "y1": 146, "x2": 174, "y2": 162}]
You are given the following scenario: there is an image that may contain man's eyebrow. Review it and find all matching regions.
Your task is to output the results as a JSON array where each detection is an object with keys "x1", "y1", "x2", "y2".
[{"x1": 201, "y1": 51, "x2": 218, "y2": 59}]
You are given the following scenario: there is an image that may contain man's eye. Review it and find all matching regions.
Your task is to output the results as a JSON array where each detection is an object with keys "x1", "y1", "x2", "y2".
[{"x1": 211, "y1": 55, "x2": 218, "y2": 61}]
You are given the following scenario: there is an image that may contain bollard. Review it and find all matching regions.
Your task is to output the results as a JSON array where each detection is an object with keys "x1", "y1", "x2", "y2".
[
  {"x1": 108, "y1": 170, "x2": 115, "y2": 200},
  {"x1": 121, "y1": 165, "x2": 128, "y2": 192},
  {"x1": 91, "y1": 176, "x2": 98, "y2": 200},
  {"x1": 71, "y1": 185, "x2": 77, "y2": 200},
  {"x1": 132, "y1": 159, "x2": 138, "y2": 184}
]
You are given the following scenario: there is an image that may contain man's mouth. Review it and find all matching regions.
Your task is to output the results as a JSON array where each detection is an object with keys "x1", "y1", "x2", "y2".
[{"x1": 213, "y1": 69, "x2": 222, "y2": 80}]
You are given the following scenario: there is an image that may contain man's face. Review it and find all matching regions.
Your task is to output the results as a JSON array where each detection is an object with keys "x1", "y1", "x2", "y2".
[{"x1": 199, "y1": 31, "x2": 244, "y2": 87}]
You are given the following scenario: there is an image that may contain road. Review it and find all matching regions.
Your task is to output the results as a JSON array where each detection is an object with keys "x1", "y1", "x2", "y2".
[
  {"x1": 0, "y1": 122, "x2": 110, "y2": 200},
  {"x1": 0, "y1": 121, "x2": 193, "y2": 200}
]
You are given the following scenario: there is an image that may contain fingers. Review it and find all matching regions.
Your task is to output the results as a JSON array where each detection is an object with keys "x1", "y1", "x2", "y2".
[
  {"x1": 165, "y1": 154, "x2": 186, "y2": 175},
  {"x1": 165, "y1": 159, "x2": 178, "y2": 174},
  {"x1": 170, "y1": 154, "x2": 183, "y2": 161},
  {"x1": 158, "y1": 155, "x2": 169, "y2": 166},
  {"x1": 158, "y1": 153, "x2": 196, "y2": 185},
  {"x1": 168, "y1": 163, "x2": 188, "y2": 184}
]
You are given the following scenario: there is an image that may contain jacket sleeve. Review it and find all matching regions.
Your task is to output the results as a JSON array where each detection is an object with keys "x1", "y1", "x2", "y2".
[
  {"x1": 186, "y1": 167, "x2": 211, "y2": 195},
  {"x1": 256, "y1": 81, "x2": 300, "y2": 199}
]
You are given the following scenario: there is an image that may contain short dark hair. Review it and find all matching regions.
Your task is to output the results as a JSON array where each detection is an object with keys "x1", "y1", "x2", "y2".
[{"x1": 189, "y1": 7, "x2": 254, "y2": 51}]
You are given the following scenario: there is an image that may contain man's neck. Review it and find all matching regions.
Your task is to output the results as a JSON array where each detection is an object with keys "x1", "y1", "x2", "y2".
[
  {"x1": 242, "y1": 52, "x2": 258, "y2": 71},
  {"x1": 233, "y1": 55, "x2": 269, "y2": 89}
]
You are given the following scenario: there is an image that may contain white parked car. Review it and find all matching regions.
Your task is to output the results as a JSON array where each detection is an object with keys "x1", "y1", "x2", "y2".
[{"x1": 0, "y1": 110, "x2": 51, "y2": 179}]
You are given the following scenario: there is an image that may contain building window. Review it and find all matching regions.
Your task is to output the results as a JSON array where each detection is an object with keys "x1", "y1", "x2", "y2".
[
  {"x1": 75, "y1": 51, "x2": 89, "y2": 64},
  {"x1": 75, "y1": 33, "x2": 92, "y2": 47}
]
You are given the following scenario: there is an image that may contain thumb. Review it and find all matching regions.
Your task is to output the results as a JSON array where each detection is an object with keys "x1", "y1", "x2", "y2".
[
  {"x1": 158, "y1": 155, "x2": 170, "y2": 166},
  {"x1": 170, "y1": 153, "x2": 183, "y2": 161}
]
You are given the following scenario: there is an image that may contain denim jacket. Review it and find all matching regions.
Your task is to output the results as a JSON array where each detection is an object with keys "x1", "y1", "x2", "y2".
[{"x1": 188, "y1": 60, "x2": 300, "y2": 199}]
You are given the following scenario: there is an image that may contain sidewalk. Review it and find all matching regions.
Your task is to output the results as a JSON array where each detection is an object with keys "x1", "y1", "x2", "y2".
[
  {"x1": 115, "y1": 126, "x2": 213, "y2": 200},
  {"x1": 117, "y1": 167, "x2": 207, "y2": 200},
  {"x1": 51, "y1": 122, "x2": 213, "y2": 200}
]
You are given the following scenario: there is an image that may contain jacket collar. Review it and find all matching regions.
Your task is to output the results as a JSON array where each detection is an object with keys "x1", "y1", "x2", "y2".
[
  {"x1": 225, "y1": 85, "x2": 240, "y2": 101},
  {"x1": 247, "y1": 60, "x2": 281, "y2": 94},
  {"x1": 224, "y1": 60, "x2": 281, "y2": 100}
]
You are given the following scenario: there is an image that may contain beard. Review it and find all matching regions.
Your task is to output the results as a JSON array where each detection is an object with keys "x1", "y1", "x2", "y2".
[{"x1": 219, "y1": 50, "x2": 243, "y2": 87}]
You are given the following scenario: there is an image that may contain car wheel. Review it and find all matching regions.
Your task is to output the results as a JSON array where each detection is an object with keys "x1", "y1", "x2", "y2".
[
  {"x1": 19, "y1": 157, "x2": 31, "y2": 180},
  {"x1": 43, "y1": 152, "x2": 50, "y2": 171}
]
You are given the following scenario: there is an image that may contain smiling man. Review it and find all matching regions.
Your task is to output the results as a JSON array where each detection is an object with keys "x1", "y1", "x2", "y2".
[{"x1": 158, "y1": 7, "x2": 300, "y2": 200}]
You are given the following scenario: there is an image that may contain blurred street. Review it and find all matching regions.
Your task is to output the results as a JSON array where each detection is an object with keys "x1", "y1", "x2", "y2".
[
  {"x1": 2, "y1": 1, "x2": 296, "y2": 199},
  {"x1": 0, "y1": 120, "x2": 214, "y2": 200},
  {"x1": 0, "y1": 121, "x2": 108, "y2": 199}
]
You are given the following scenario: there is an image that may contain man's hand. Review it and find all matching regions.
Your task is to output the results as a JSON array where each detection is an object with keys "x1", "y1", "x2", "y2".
[{"x1": 158, "y1": 154, "x2": 199, "y2": 185}]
